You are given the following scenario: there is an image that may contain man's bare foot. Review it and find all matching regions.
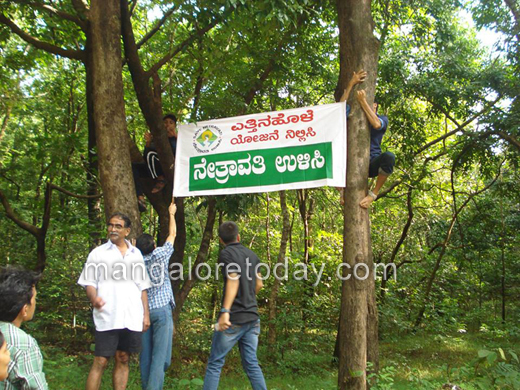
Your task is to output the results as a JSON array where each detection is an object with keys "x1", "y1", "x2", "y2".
[{"x1": 359, "y1": 190, "x2": 377, "y2": 209}]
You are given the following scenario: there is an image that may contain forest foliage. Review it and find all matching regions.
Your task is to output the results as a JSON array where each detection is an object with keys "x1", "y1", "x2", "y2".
[{"x1": 0, "y1": 0, "x2": 519, "y2": 388}]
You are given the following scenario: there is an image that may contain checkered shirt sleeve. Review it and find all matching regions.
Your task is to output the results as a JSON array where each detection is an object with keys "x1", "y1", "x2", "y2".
[{"x1": 0, "y1": 322, "x2": 48, "y2": 390}]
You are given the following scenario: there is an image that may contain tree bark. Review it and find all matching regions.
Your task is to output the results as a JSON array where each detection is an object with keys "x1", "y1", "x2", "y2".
[
  {"x1": 120, "y1": 0, "x2": 179, "y2": 249},
  {"x1": 90, "y1": 0, "x2": 141, "y2": 234},
  {"x1": 336, "y1": 0, "x2": 380, "y2": 389},
  {"x1": 121, "y1": 0, "x2": 173, "y2": 185}
]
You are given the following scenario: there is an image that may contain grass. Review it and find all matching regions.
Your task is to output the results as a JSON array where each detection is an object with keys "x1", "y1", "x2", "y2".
[{"x1": 40, "y1": 328, "x2": 520, "y2": 389}]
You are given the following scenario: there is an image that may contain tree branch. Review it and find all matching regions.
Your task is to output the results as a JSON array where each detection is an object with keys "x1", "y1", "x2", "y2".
[
  {"x1": 11, "y1": 0, "x2": 86, "y2": 30},
  {"x1": 388, "y1": 188, "x2": 414, "y2": 265},
  {"x1": 71, "y1": 0, "x2": 90, "y2": 21},
  {"x1": 0, "y1": 188, "x2": 40, "y2": 237},
  {"x1": 415, "y1": 96, "x2": 501, "y2": 155},
  {"x1": 146, "y1": 7, "x2": 235, "y2": 77},
  {"x1": 239, "y1": 19, "x2": 301, "y2": 114},
  {"x1": 0, "y1": 14, "x2": 86, "y2": 61},
  {"x1": 495, "y1": 131, "x2": 520, "y2": 151},
  {"x1": 504, "y1": 0, "x2": 520, "y2": 42},
  {"x1": 49, "y1": 183, "x2": 103, "y2": 199},
  {"x1": 137, "y1": 4, "x2": 178, "y2": 49}
]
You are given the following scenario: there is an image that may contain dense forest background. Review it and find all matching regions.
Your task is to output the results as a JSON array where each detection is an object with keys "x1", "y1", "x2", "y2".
[{"x1": 0, "y1": 0, "x2": 519, "y2": 389}]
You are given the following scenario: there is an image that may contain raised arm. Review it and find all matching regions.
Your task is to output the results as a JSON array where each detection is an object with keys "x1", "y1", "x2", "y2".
[
  {"x1": 339, "y1": 70, "x2": 367, "y2": 103},
  {"x1": 356, "y1": 90, "x2": 382, "y2": 130},
  {"x1": 165, "y1": 202, "x2": 177, "y2": 245}
]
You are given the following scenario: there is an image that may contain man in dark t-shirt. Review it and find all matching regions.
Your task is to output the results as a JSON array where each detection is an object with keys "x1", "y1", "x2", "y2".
[
  {"x1": 202, "y1": 222, "x2": 267, "y2": 390},
  {"x1": 356, "y1": 89, "x2": 395, "y2": 208},
  {"x1": 336, "y1": 70, "x2": 396, "y2": 209}
]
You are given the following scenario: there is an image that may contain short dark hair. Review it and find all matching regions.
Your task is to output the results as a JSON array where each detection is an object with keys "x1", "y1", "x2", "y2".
[
  {"x1": 0, "y1": 267, "x2": 40, "y2": 322},
  {"x1": 136, "y1": 234, "x2": 155, "y2": 256},
  {"x1": 163, "y1": 114, "x2": 177, "y2": 124},
  {"x1": 218, "y1": 221, "x2": 239, "y2": 244},
  {"x1": 108, "y1": 213, "x2": 131, "y2": 228}
]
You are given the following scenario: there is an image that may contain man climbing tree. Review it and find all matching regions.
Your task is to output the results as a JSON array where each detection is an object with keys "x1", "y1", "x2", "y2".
[
  {"x1": 337, "y1": 69, "x2": 395, "y2": 209},
  {"x1": 356, "y1": 89, "x2": 395, "y2": 209}
]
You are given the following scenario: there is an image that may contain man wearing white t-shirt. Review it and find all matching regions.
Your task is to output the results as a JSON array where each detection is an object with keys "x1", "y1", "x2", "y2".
[{"x1": 78, "y1": 213, "x2": 151, "y2": 390}]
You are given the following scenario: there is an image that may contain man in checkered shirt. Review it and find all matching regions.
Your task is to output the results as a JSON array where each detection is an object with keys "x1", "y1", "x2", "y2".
[
  {"x1": 136, "y1": 202, "x2": 177, "y2": 390},
  {"x1": 0, "y1": 267, "x2": 47, "y2": 390}
]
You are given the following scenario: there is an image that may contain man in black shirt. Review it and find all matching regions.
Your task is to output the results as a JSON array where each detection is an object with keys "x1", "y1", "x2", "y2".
[{"x1": 202, "y1": 222, "x2": 267, "y2": 390}]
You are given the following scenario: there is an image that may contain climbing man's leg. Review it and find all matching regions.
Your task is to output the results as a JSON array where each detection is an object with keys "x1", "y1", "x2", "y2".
[{"x1": 360, "y1": 152, "x2": 395, "y2": 209}]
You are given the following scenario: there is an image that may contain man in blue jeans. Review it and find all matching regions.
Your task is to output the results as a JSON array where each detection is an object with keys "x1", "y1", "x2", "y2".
[
  {"x1": 136, "y1": 202, "x2": 177, "y2": 390},
  {"x1": 203, "y1": 222, "x2": 267, "y2": 390}
]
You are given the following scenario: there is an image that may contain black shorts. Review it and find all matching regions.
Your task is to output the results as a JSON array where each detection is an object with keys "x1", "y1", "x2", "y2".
[{"x1": 94, "y1": 328, "x2": 142, "y2": 357}]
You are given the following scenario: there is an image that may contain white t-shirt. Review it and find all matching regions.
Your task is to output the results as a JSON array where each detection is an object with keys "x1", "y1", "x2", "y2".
[{"x1": 77, "y1": 240, "x2": 152, "y2": 332}]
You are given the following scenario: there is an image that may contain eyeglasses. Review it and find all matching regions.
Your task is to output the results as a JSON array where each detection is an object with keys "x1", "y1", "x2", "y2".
[{"x1": 107, "y1": 223, "x2": 126, "y2": 230}]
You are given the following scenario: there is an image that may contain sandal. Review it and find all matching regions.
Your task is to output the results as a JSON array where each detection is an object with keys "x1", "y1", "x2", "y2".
[{"x1": 151, "y1": 179, "x2": 166, "y2": 194}]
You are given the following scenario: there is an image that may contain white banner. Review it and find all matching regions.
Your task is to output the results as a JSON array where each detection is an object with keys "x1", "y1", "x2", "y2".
[{"x1": 173, "y1": 102, "x2": 347, "y2": 196}]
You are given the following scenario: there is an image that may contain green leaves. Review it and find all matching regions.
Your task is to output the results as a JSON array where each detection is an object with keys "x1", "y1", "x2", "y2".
[{"x1": 478, "y1": 349, "x2": 498, "y2": 364}]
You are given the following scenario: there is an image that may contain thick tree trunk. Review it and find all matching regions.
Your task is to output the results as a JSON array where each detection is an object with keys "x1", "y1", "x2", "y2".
[
  {"x1": 267, "y1": 191, "x2": 291, "y2": 350},
  {"x1": 90, "y1": 0, "x2": 141, "y2": 234},
  {"x1": 336, "y1": 1, "x2": 380, "y2": 389},
  {"x1": 120, "y1": 0, "x2": 178, "y2": 248}
]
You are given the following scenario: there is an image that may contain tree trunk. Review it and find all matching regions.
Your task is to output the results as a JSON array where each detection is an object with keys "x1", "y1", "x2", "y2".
[
  {"x1": 84, "y1": 35, "x2": 103, "y2": 249},
  {"x1": 380, "y1": 189, "x2": 413, "y2": 301},
  {"x1": 170, "y1": 197, "x2": 187, "y2": 291},
  {"x1": 90, "y1": 0, "x2": 141, "y2": 234},
  {"x1": 336, "y1": 0, "x2": 380, "y2": 389},
  {"x1": 366, "y1": 251, "x2": 380, "y2": 373},
  {"x1": 0, "y1": 104, "x2": 11, "y2": 142},
  {"x1": 173, "y1": 197, "x2": 217, "y2": 322},
  {"x1": 267, "y1": 191, "x2": 291, "y2": 351},
  {"x1": 120, "y1": 0, "x2": 179, "y2": 247},
  {"x1": 297, "y1": 189, "x2": 315, "y2": 323}
]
